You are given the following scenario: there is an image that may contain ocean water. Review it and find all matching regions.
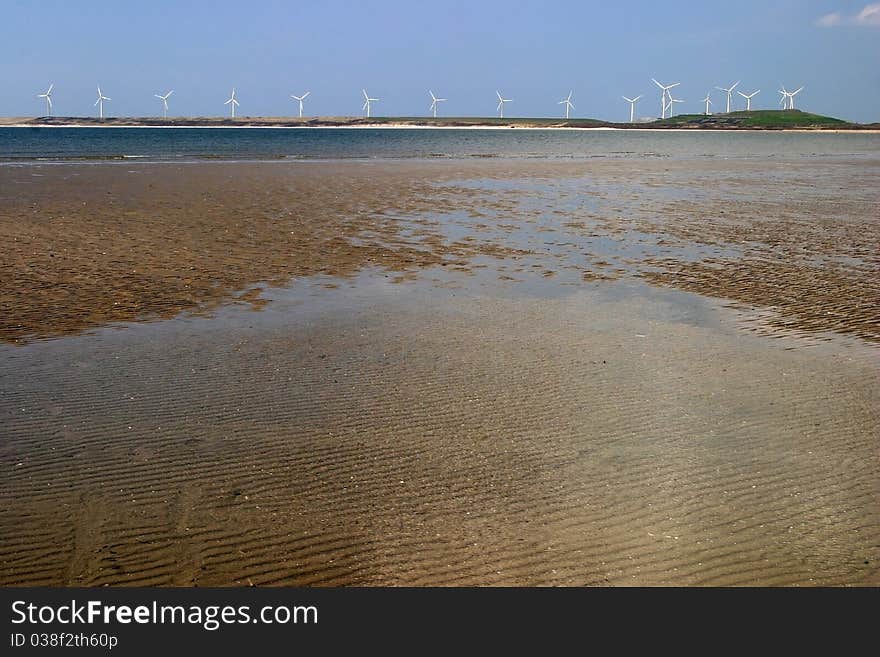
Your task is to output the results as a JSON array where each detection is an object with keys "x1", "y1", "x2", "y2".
[{"x1": 1, "y1": 126, "x2": 879, "y2": 161}]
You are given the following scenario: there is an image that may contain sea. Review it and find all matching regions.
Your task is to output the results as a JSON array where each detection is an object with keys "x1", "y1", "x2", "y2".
[{"x1": 1, "y1": 126, "x2": 879, "y2": 162}]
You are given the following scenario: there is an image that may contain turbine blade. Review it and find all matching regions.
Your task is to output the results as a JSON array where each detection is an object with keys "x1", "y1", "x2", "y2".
[
  {"x1": 651, "y1": 78, "x2": 663, "y2": 89},
  {"x1": 793, "y1": 87, "x2": 804, "y2": 95},
  {"x1": 302, "y1": 92, "x2": 310, "y2": 99},
  {"x1": 47, "y1": 84, "x2": 54, "y2": 94}
]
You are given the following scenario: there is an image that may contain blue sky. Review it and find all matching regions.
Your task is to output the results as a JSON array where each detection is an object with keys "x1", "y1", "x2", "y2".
[{"x1": 1, "y1": 0, "x2": 878, "y2": 122}]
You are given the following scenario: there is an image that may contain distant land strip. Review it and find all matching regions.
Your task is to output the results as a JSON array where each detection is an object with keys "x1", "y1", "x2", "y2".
[{"x1": 1, "y1": 110, "x2": 878, "y2": 131}]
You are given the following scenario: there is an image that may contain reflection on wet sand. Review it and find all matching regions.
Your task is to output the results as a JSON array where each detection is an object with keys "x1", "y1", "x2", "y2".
[{"x1": 0, "y1": 157, "x2": 878, "y2": 586}]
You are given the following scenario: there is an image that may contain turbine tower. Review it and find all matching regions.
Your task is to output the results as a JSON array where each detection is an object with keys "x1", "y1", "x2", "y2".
[
  {"x1": 715, "y1": 80, "x2": 740, "y2": 113},
  {"x1": 95, "y1": 85, "x2": 111, "y2": 119},
  {"x1": 362, "y1": 89, "x2": 378, "y2": 118},
  {"x1": 291, "y1": 91, "x2": 310, "y2": 118},
  {"x1": 429, "y1": 90, "x2": 446, "y2": 118},
  {"x1": 224, "y1": 88, "x2": 239, "y2": 117},
  {"x1": 737, "y1": 89, "x2": 760, "y2": 111},
  {"x1": 37, "y1": 84, "x2": 54, "y2": 116},
  {"x1": 496, "y1": 91, "x2": 512, "y2": 119},
  {"x1": 622, "y1": 95, "x2": 642, "y2": 123},
  {"x1": 701, "y1": 93, "x2": 713, "y2": 115},
  {"x1": 154, "y1": 90, "x2": 173, "y2": 119},
  {"x1": 558, "y1": 91, "x2": 574, "y2": 119},
  {"x1": 651, "y1": 78, "x2": 680, "y2": 119}
]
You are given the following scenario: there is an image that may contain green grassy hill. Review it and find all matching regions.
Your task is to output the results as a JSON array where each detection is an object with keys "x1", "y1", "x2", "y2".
[{"x1": 651, "y1": 109, "x2": 851, "y2": 129}]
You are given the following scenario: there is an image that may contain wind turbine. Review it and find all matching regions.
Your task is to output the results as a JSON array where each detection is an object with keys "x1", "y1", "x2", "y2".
[
  {"x1": 665, "y1": 94, "x2": 684, "y2": 117},
  {"x1": 429, "y1": 90, "x2": 446, "y2": 118},
  {"x1": 778, "y1": 85, "x2": 789, "y2": 109},
  {"x1": 362, "y1": 89, "x2": 378, "y2": 117},
  {"x1": 95, "y1": 85, "x2": 111, "y2": 119},
  {"x1": 622, "y1": 95, "x2": 642, "y2": 123},
  {"x1": 715, "y1": 80, "x2": 740, "y2": 113},
  {"x1": 154, "y1": 90, "x2": 173, "y2": 118},
  {"x1": 290, "y1": 91, "x2": 310, "y2": 118},
  {"x1": 558, "y1": 91, "x2": 574, "y2": 119},
  {"x1": 224, "y1": 88, "x2": 239, "y2": 117},
  {"x1": 496, "y1": 90, "x2": 512, "y2": 118},
  {"x1": 37, "y1": 84, "x2": 53, "y2": 116},
  {"x1": 737, "y1": 89, "x2": 760, "y2": 111},
  {"x1": 781, "y1": 85, "x2": 804, "y2": 110},
  {"x1": 651, "y1": 78, "x2": 680, "y2": 119},
  {"x1": 701, "y1": 93, "x2": 713, "y2": 115}
]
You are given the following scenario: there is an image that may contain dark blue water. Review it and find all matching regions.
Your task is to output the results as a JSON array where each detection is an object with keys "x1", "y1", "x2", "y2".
[{"x1": 1, "y1": 126, "x2": 878, "y2": 161}]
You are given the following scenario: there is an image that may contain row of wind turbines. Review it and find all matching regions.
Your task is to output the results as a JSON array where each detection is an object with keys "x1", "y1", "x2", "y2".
[
  {"x1": 34, "y1": 80, "x2": 805, "y2": 121},
  {"x1": 642, "y1": 78, "x2": 804, "y2": 120}
]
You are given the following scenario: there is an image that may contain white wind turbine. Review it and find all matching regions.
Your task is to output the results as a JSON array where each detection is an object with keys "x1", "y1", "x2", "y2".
[
  {"x1": 95, "y1": 85, "x2": 111, "y2": 119},
  {"x1": 362, "y1": 89, "x2": 378, "y2": 117},
  {"x1": 715, "y1": 80, "x2": 740, "y2": 113},
  {"x1": 779, "y1": 84, "x2": 803, "y2": 110},
  {"x1": 558, "y1": 91, "x2": 574, "y2": 119},
  {"x1": 224, "y1": 88, "x2": 239, "y2": 117},
  {"x1": 701, "y1": 92, "x2": 713, "y2": 115},
  {"x1": 665, "y1": 94, "x2": 684, "y2": 117},
  {"x1": 496, "y1": 90, "x2": 512, "y2": 118},
  {"x1": 778, "y1": 84, "x2": 790, "y2": 109},
  {"x1": 290, "y1": 91, "x2": 310, "y2": 118},
  {"x1": 154, "y1": 90, "x2": 173, "y2": 118},
  {"x1": 429, "y1": 90, "x2": 446, "y2": 118},
  {"x1": 622, "y1": 95, "x2": 642, "y2": 123},
  {"x1": 737, "y1": 89, "x2": 760, "y2": 111},
  {"x1": 651, "y1": 78, "x2": 680, "y2": 119},
  {"x1": 37, "y1": 83, "x2": 54, "y2": 116}
]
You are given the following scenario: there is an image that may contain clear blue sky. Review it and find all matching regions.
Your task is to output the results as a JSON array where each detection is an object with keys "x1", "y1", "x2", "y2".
[{"x1": 2, "y1": 0, "x2": 878, "y2": 122}]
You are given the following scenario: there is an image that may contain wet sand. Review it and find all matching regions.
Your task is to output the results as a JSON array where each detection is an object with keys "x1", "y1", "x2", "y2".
[{"x1": 1, "y1": 158, "x2": 878, "y2": 585}]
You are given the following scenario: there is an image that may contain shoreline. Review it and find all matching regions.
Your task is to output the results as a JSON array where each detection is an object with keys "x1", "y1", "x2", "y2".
[{"x1": 3, "y1": 123, "x2": 879, "y2": 134}]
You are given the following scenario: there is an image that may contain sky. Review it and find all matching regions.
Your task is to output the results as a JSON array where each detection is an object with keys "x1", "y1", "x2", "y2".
[{"x1": 1, "y1": 0, "x2": 878, "y2": 123}]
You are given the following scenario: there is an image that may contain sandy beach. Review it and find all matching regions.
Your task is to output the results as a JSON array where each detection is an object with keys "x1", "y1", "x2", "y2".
[{"x1": 1, "y1": 157, "x2": 878, "y2": 585}]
